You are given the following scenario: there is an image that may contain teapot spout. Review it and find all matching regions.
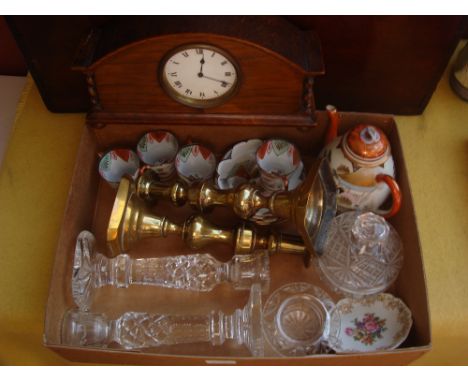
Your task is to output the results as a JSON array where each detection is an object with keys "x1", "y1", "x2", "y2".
[{"x1": 324, "y1": 105, "x2": 339, "y2": 146}]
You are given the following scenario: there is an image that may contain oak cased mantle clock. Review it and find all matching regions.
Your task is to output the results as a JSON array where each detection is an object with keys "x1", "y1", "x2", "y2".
[{"x1": 73, "y1": 16, "x2": 324, "y2": 131}]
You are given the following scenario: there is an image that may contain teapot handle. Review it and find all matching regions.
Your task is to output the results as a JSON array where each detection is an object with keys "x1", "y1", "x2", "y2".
[{"x1": 375, "y1": 174, "x2": 402, "y2": 219}]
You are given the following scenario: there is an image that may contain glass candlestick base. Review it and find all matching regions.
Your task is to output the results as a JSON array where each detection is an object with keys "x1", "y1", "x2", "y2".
[
  {"x1": 72, "y1": 230, "x2": 270, "y2": 311},
  {"x1": 262, "y1": 282, "x2": 334, "y2": 356},
  {"x1": 62, "y1": 284, "x2": 264, "y2": 356}
]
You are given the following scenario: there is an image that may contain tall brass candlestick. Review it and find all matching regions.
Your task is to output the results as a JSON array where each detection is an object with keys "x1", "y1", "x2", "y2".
[
  {"x1": 135, "y1": 158, "x2": 337, "y2": 257},
  {"x1": 108, "y1": 177, "x2": 311, "y2": 265}
]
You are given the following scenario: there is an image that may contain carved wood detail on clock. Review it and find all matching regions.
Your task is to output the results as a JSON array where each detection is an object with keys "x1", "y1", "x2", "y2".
[
  {"x1": 303, "y1": 77, "x2": 315, "y2": 115},
  {"x1": 85, "y1": 72, "x2": 101, "y2": 111}
]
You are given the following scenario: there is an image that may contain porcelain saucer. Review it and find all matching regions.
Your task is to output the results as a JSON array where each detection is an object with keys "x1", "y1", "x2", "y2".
[{"x1": 328, "y1": 293, "x2": 412, "y2": 353}]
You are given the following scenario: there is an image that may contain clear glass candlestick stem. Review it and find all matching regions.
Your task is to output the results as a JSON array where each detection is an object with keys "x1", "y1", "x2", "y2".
[
  {"x1": 72, "y1": 231, "x2": 269, "y2": 311},
  {"x1": 62, "y1": 284, "x2": 264, "y2": 356}
]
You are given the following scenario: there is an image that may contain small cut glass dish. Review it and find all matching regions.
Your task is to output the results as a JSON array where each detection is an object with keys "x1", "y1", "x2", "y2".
[{"x1": 262, "y1": 282, "x2": 335, "y2": 356}]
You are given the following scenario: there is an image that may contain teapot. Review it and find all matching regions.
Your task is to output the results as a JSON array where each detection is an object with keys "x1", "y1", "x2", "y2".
[{"x1": 320, "y1": 105, "x2": 401, "y2": 218}]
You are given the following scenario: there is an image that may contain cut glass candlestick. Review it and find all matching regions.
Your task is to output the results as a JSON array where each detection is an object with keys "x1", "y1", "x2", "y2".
[
  {"x1": 62, "y1": 283, "x2": 264, "y2": 356},
  {"x1": 72, "y1": 230, "x2": 270, "y2": 311}
]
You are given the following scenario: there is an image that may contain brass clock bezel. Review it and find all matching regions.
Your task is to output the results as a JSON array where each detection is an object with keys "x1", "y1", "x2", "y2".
[{"x1": 158, "y1": 43, "x2": 241, "y2": 109}]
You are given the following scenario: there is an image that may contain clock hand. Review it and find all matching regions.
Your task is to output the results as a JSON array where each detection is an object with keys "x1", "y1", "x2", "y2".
[
  {"x1": 198, "y1": 52, "x2": 205, "y2": 77},
  {"x1": 202, "y1": 74, "x2": 231, "y2": 85}
]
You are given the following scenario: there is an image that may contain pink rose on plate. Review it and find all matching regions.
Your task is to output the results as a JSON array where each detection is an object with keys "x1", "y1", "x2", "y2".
[
  {"x1": 364, "y1": 320, "x2": 379, "y2": 333},
  {"x1": 345, "y1": 327, "x2": 354, "y2": 336}
]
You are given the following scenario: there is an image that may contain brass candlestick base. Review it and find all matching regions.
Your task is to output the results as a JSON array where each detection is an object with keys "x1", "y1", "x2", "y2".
[
  {"x1": 108, "y1": 177, "x2": 311, "y2": 266},
  {"x1": 136, "y1": 158, "x2": 337, "y2": 257}
]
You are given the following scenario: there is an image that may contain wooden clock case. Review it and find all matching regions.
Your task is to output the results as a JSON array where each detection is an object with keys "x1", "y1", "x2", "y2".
[{"x1": 43, "y1": 16, "x2": 430, "y2": 365}]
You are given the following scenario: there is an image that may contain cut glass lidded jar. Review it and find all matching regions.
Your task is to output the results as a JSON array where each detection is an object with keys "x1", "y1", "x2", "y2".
[{"x1": 317, "y1": 211, "x2": 404, "y2": 298}]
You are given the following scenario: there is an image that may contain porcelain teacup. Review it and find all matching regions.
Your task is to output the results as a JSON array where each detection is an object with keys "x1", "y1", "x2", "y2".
[
  {"x1": 137, "y1": 130, "x2": 178, "y2": 182},
  {"x1": 256, "y1": 139, "x2": 302, "y2": 194},
  {"x1": 98, "y1": 148, "x2": 140, "y2": 188},
  {"x1": 175, "y1": 144, "x2": 217, "y2": 185}
]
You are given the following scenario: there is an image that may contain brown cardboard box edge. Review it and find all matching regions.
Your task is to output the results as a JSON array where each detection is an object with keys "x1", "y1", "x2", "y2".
[
  {"x1": 43, "y1": 111, "x2": 431, "y2": 365},
  {"x1": 47, "y1": 344, "x2": 431, "y2": 366}
]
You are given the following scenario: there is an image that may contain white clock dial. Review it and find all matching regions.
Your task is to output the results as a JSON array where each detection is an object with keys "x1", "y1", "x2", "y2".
[{"x1": 160, "y1": 45, "x2": 240, "y2": 108}]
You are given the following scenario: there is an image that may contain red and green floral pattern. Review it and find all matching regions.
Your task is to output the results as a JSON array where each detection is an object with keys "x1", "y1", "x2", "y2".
[
  {"x1": 149, "y1": 131, "x2": 168, "y2": 143},
  {"x1": 257, "y1": 140, "x2": 300, "y2": 166},
  {"x1": 345, "y1": 313, "x2": 387, "y2": 346},
  {"x1": 177, "y1": 145, "x2": 213, "y2": 163},
  {"x1": 112, "y1": 149, "x2": 131, "y2": 162}
]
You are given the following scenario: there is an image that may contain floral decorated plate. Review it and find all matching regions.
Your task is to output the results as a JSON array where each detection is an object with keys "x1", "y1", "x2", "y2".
[{"x1": 328, "y1": 293, "x2": 412, "y2": 353}]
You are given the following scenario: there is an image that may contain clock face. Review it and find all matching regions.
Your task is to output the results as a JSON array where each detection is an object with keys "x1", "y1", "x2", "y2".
[{"x1": 159, "y1": 44, "x2": 240, "y2": 108}]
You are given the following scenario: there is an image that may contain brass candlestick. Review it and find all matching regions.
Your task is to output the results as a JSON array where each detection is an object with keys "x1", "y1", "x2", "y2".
[
  {"x1": 136, "y1": 158, "x2": 337, "y2": 257},
  {"x1": 108, "y1": 177, "x2": 310, "y2": 265}
]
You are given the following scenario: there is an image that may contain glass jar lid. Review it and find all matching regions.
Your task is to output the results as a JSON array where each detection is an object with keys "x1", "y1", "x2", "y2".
[{"x1": 318, "y1": 212, "x2": 403, "y2": 297}]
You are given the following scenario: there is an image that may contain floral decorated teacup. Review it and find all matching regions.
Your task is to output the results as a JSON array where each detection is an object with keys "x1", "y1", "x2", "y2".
[
  {"x1": 216, "y1": 139, "x2": 263, "y2": 190},
  {"x1": 98, "y1": 148, "x2": 140, "y2": 188},
  {"x1": 137, "y1": 130, "x2": 178, "y2": 182},
  {"x1": 175, "y1": 144, "x2": 217, "y2": 185},
  {"x1": 256, "y1": 139, "x2": 302, "y2": 194}
]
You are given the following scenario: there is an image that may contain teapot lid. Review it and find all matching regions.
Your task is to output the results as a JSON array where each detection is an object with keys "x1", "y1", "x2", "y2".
[{"x1": 343, "y1": 125, "x2": 390, "y2": 167}]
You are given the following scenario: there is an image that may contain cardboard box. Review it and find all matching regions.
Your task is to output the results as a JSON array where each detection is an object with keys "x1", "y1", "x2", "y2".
[{"x1": 43, "y1": 110, "x2": 431, "y2": 365}]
